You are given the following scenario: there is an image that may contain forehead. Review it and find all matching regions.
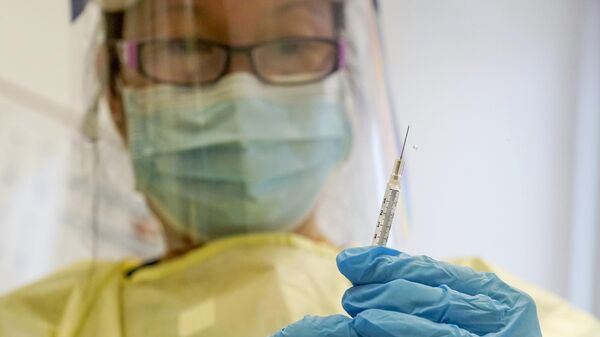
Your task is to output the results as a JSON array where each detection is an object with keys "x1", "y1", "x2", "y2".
[{"x1": 123, "y1": 0, "x2": 335, "y2": 42}]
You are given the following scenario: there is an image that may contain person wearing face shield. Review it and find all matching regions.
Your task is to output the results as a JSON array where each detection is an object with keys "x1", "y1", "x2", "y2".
[{"x1": 1, "y1": 0, "x2": 599, "y2": 336}]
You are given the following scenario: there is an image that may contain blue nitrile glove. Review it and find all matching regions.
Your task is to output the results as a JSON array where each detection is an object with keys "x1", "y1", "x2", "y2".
[{"x1": 271, "y1": 246, "x2": 542, "y2": 337}]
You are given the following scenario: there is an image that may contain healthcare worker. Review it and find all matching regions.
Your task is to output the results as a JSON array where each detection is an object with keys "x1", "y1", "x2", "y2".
[{"x1": 1, "y1": 0, "x2": 599, "y2": 336}]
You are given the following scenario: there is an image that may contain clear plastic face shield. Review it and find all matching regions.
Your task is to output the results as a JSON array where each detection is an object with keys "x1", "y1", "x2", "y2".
[{"x1": 98, "y1": 0, "x2": 403, "y2": 248}]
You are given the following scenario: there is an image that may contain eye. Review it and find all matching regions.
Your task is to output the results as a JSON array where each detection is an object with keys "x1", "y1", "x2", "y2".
[
  {"x1": 169, "y1": 40, "x2": 190, "y2": 53},
  {"x1": 276, "y1": 41, "x2": 305, "y2": 55},
  {"x1": 168, "y1": 40, "x2": 214, "y2": 56}
]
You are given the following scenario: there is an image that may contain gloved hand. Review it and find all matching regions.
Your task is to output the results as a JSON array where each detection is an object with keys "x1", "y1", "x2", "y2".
[{"x1": 271, "y1": 246, "x2": 543, "y2": 337}]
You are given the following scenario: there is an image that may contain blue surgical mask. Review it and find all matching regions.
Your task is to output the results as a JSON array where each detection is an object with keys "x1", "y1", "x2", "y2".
[{"x1": 123, "y1": 73, "x2": 352, "y2": 241}]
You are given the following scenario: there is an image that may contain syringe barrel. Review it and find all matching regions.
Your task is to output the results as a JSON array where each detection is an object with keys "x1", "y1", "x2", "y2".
[{"x1": 372, "y1": 183, "x2": 401, "y2": 246}]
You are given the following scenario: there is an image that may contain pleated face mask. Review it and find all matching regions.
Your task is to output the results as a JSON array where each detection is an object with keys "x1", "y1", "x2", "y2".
[{"x1": 123, "y1": 73, "x2": 352, "y2": 241}]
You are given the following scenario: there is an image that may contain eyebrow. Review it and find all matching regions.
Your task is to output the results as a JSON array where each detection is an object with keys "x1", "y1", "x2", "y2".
[
  {"x1": 147, "y1": 2, "x2": 205, "y2": 25},
  {"x1": 273, "y1": 0, "x2": 331, "y2": 17}
]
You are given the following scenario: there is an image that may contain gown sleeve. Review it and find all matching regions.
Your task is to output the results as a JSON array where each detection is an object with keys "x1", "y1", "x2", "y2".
[
  {"x1": 449, "y1": 257, "x2": 600, "y2": 337},
  {"x1": 0, "y1": 260, "x2": 130, "y2": 337}
]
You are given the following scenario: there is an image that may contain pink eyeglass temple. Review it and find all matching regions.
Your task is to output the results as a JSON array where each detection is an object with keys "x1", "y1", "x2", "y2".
[{"x1": 120, "y1": 40, "x2": 139, "y2": 70}]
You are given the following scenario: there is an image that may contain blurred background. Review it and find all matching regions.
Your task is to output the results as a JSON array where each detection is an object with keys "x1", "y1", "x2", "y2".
[{"x1": 0, "y1": 0, "x2": 598, "y2": 319}]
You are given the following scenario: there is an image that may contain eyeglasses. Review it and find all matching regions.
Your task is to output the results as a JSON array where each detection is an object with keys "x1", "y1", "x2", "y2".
[{"x1": 117, "y1": 37, "x2": 345, "y2": 87}]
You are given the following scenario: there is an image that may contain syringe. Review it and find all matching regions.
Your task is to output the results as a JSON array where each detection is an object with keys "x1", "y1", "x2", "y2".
[{"x1": 372, "y1": 126, "x2": 410, "y2": 246}]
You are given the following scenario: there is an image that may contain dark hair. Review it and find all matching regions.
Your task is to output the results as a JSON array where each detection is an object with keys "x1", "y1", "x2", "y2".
[{"x1": 103, "y1": 11, "x2": 124, "y2": 94}]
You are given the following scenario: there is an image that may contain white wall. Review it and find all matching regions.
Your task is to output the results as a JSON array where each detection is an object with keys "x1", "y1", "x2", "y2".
[
  {"x1": 568, "y1": 0, "x2": 600, "y2": 318},
  {"x1": 380, "y1": 0, "x2": 588, "y2": 302},
  {"x1": 0, "y1": 0, "x2": 72, "y2": 110}
]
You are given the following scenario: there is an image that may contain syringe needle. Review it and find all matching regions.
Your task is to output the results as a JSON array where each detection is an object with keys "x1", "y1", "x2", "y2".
[
  {"x1": 399, "y1": 125, "x2": 410, "y2": 161},
  {"x1": 394, "y1": 126, "x2": 410, "y2": 177}
]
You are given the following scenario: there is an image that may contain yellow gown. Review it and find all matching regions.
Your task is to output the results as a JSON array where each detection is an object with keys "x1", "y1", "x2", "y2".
[{"x1": 0, "y1": 233, "x2": 598, "y2": 337}]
